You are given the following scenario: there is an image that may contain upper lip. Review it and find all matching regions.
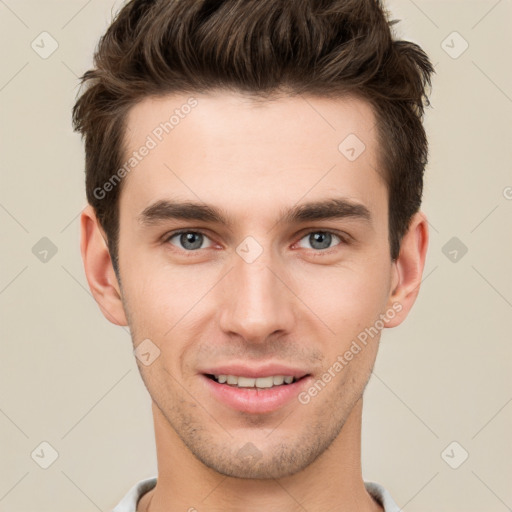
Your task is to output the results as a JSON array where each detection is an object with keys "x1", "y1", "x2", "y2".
[{"x1": 200, "y1": 363, "x2": 310, "y2": 379}]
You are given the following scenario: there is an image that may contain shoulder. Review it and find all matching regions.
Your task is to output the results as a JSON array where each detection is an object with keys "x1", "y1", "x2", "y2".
[
  {"x1": 111, "y1": 477, "x2": 157, "y2": 512},
  {"x1": 364, "y1": 481, "x2": 401, "y2": 512}
]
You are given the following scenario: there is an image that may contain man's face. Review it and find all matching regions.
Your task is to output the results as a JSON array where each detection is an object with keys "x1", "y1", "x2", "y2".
[{"x1": 116, "y1": 91, "x2": 397, "y2": 478}]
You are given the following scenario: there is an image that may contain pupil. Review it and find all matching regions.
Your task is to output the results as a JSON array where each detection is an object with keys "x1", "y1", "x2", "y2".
[
  {"x1": 310, "y1": 232, "x2": 331, "y2": 250},
  {"x1": 181, "y1": 232, "x2": 203, "y2": 250}
]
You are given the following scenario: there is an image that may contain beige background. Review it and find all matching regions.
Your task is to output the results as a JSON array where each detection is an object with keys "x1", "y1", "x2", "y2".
[{"x1": 1, "y1": 0, "x2": 511, "y2": 510}]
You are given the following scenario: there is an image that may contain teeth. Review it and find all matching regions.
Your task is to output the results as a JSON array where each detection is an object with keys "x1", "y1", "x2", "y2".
[
  {"x1": 254, "y1": 376, "x2": 274, "y2": 388},
  {"x1": 212, "y1": 375, "x2": 297, "y2": 388},
  {"x1": 237, "y1": 376, "x2": 256, "y2": 387}
]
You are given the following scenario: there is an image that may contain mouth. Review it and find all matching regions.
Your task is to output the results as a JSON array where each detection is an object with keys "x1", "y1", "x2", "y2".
[
  {"x1": 201, "y1": 369, "x2": 312, "y2": 414},
  {"x1": 205, "y1": 373, "x2": 304, "y2": 389}
]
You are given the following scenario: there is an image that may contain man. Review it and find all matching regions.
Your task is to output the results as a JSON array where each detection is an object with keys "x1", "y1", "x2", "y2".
[{"x1": 73, "y1": 0, "x2": 432, "y2": 510}]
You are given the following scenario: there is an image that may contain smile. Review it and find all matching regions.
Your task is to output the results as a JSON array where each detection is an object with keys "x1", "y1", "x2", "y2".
[
  {"x1": 202, "y1": 372, "x2": 312, "y2": 414},
  {"x1": 207, "y1": 374, "x2": 298, "y2": 388}
]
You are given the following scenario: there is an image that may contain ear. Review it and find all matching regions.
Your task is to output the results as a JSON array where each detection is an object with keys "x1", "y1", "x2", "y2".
[
  {"x1": 80, "y1": 205, "x2": 128, "y2": 326},
  {"x1": 384, "y1": 211, "x2": 429, "y2": 328}
]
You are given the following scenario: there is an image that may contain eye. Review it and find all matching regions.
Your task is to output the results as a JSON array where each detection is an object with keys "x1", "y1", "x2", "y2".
[
  {"x1": 296, "y1": 231, "x2": 345, "y2": 251},
  {"x1": 166, "y1": 230, "x2": 214, "y2": 251}
]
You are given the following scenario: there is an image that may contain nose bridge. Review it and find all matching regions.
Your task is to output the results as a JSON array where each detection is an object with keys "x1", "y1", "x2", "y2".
[{"x1": 218, "y1": 244, "x2": 295, "y2": 342}]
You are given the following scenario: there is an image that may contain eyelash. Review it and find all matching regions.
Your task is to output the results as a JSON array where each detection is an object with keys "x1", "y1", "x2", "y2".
[{"x1": 163, "y1": 229, "x2": 350, "y2": 254}]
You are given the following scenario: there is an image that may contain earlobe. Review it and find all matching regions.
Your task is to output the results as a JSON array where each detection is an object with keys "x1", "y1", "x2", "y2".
[
  {"x1": 385, "y1": 211, "x2": 429, "y2": 328},
  {"x1": 80, "y1": 205, "x2": 128, "y2": 326}
]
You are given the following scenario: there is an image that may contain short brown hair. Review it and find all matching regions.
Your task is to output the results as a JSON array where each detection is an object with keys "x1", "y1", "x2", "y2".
[{"x1": 72, "y1": 0, "x2": 433, "y2": 274}]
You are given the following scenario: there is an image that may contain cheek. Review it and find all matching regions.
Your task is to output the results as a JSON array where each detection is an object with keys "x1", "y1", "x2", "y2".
[
  {"x1": 121, "y1": 269, "x2": 175, "y2": 338},
  {"x1": 295, "y1": 262, "x2": 390, "y2": 332},
  {"x1": 121, "y1": 260, "x2": 219, "y2": 349}
]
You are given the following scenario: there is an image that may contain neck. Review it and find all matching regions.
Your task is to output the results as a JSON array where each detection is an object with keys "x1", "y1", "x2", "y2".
[{"x1": 140, "y1": 398, "x2": 382, "y2": 512}]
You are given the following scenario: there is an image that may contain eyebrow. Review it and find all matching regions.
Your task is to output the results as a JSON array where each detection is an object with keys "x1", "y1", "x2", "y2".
[{"x1": 137, "y1": 197, "x2": 372, "y2": 228}]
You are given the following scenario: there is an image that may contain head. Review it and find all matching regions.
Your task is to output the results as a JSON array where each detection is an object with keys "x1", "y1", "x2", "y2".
[{"x1": 75, "y1": 0, "x2": 432, "y2": 479}]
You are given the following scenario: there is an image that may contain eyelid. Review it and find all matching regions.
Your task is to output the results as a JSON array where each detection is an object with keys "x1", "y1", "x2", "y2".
[
  {"x1": 293, "y1": 229, "x2": 350, "y2": 251},
  {"x1": 164, "y1": 229, "x2": 216, "y2": 250},
  {"x1": 163, "y1": 228, "x2": 351, "y2": 253},
  {"x1": 295, "y1": 225, "x2": 352, "y2": 241}
]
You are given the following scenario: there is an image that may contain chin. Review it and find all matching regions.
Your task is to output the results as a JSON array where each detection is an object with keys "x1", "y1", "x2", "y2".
[
  {"x1": 191, "y1": 435, "x2": 330, "y2": 480},
  {"x1": 201, "y1": 456, "x2": 307, "y2": 480}
]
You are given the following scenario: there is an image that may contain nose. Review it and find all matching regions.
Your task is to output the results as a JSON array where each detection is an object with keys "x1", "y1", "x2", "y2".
[{"x1": 218, "y1": 247, "x2": 296, "y2": 344}]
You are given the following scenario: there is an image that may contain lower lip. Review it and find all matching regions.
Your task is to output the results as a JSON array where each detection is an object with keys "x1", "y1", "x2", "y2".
[{"x1": 201, "y1": 375, "x2": 312, "y2": 414}]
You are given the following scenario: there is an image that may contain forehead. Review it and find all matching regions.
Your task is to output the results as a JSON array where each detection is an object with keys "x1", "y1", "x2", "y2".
[{"x1": 120, "y1": 91, "x2": 386, "y2": 225}]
